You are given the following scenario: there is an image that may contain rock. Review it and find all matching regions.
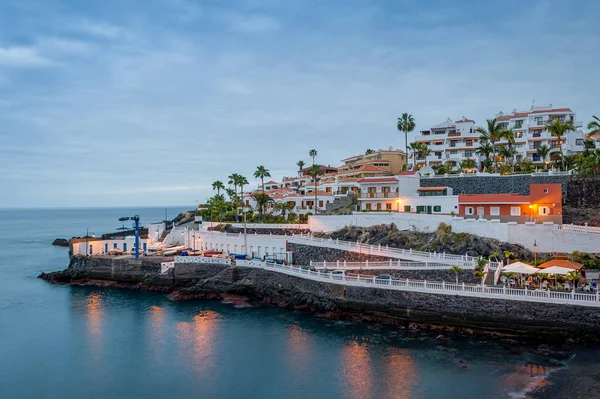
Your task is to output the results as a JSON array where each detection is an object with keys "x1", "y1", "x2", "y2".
[
  {"x1": 436, "y1": 334, "x2": 445, "y2": 340},
  {"x1": 52, "y1": 238, "x2": 70, "y2": 247}
]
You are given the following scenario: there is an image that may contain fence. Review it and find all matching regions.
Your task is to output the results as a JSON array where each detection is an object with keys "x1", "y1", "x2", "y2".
[
  {"x1": 309, "y1": 259, "x2": 468, "y2": 270},
  {"x1": 556, "y1": 224, "x2": 600, "y2": 235},
  {"x1": 174, "y1": 256, "x2": 232, "y2": 265},
  {"x1": 204, "y1": 222, "x2": 310, "y2": 230},
  {"x1": 289, "y1": 236, "x2": 499, "y2": 269}
]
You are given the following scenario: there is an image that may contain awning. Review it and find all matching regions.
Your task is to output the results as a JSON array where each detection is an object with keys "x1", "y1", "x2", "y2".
[{"x1": 503, "y1": 262, "x2": 539, "y2": 275}]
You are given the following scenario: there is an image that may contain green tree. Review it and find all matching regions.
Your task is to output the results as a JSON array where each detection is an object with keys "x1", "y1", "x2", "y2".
[
  {"x1": 251, "y1": 193, "x2": 273, "y2": 222},
  {"x1": 536, "y1": 144, "x2": 550, "y2": 170},
  {"x1": 296, "y1": 160, "x2": 305, "y2": 173},
  {"x1": 397, "y1": 113, "x2": 416, "y2": 166},
  {"x1": 459, "y1": 158, "x2": 477, "y2": 173},
  {"x1": 474, "y1": 270, "x2": 487, "y2": 285},
  {"x1": 588, "y1": 115, "x2": 600, "y2": 135},
  {"x1": 477, "y1": 257, "x2": 488, "y2": 271},
  {"x1": 449, "y1": 265, "x2": 463, "y2": 284},
  {"x1": 476, "y1": 141, "x2": 494, "y2": 172},
  {"x1": 544, "y1": 118, "x2": 576, "y2": 157},
  {"x1": 253, "y1": 166, "x2": 271, "y2": 193},
  {"x1": 408, "y1": 142, "x2": 421, "y2": 170},
  {"x1": 273, "y1": 202, "x2": 295, "y2": 220},
  {"x1": 365, "y1": 149, "x2": 375, "y2": 154},
  {"x1": 503, "y1": 250, "x2": 514, "y2": 262},
  {"x1": 476, "y1": 118, "x2": 505, "y2": 172},
  {"x1": 207, "y1": 194, "x2": 227, "y2": 222},
  {"x1": 309, "y1": 149, "x2": 318, "y2": 165},
  {"x1": 566, "y1": 270, "x2": 583, "y2": 290},
  {"x1": 307, "y1": 164, "x2": 324, "y2": 214},
  {"x1": 212, "y1": 180, "x2": 225, "y2": 196}
]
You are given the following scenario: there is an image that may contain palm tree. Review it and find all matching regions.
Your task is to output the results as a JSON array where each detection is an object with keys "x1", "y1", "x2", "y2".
[
  {"x1": 460, "y1": 158, "x2": 477, "y2": 173},
  {"x1": 251, "y1": 193, "x2": 273, "y2": 222},
  {"x1": 500, "y1": 271, "x2": 516, "y2": 285},
  {"x1": 212, "y1": 180, "x2": 225, "y2": 196},
  {"x1": 307, "y1": 164, "x2": 323, "y2": 213},
  {"x1": 225, "y1": 188, "x2": 236, "y2": 203},
  {"x1": 503, "y1": 250, "x2": 514, "y2": 262},
  {"x1": 309, "y1": 149, "x2": 318, "y2": 165},
  {"x1": 477, "y1": 257, "x2": 488, "y2": 271},
  {"x1": 474, "y1": 270, "x2": 487, "y2": 286},
  {"x1": 476, "y1": 119, "x2": 505, "y2": 172},
  {"x1": 536, "y1": 144, "x2": 550, "y2": 170},
  {"x1": 561, "y1": 154, "x2": 577, "y2": 171},
  {"x1": 498, "y1": 146, "x2": 516, "y2": 168},
  {"x1": 253, "y1": 166, "x2": 271, "y2": 193},
  {"x1": 583, "y1": 140, "x2": 596, "y2": 154},
  {"x1": 544, "y1": 118, "x2": 576, "y2": 157},
  {"x1": 365, "y1": 149, "x2": 375, "y2": 154},
  {"x1": 207, "y1": 194, "x2": 226, "y2": 222},
  {"x1": 273, "y1": 202, "x2": 295, "y2": 220},
  {"x1": 566, "y1": 270, "x2": 583, "y2": 291},
  {"x1": 296, "y1": 160, "x2": 306, "y2": 174},
  {"x1": 228, "y1": 173, "x2": 242, "y2": 203},
  {"x1": 476, "y1": 141, "x2": 493, "y2": 172},
  {"x1": 449, "y1": 265, "x2": 462, "y2": 284},
  {"x1": 588, "y1": 115, "x2": 600, "y2": 135},
  {"x1": 408, "y1": 142, "x2": 421, "y2": 170},
  {"x1": 435, "y1": 163, "x2": 452, "y2": 175},
  {"x1": 397, "y1": 113, "x2": 416, "y2": 164}
]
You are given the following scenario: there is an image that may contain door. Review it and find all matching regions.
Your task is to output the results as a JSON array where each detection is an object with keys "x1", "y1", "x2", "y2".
[
  {"x1": 477, "y1": 207, "x2": 485, "y2": 217},
  {"x1": 123, "y1": 243, "x2": 127, "y2": 252},
  {"x1": 104, "y1": 243, "x2": 108, "y2": 253},
  {"x1": 89, "y1": 245, "x2": 93, "y2": 255},
  {"x1": 427, "y1": 206, "x2": 432, "y2": 214}
]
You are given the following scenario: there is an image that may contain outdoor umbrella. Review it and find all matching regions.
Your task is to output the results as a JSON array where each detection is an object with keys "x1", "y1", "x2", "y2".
[
  {"x1": 539, "y1": 266, "x2": 573, "y2": 275},
  {"x1": 503, "y1": 262, "x2": 539, "y2": 275}
]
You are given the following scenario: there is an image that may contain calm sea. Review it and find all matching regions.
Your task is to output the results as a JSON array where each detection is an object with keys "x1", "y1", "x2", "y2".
[{"x1": 0, "y1": 207, "x2": 597, "y2": 399}]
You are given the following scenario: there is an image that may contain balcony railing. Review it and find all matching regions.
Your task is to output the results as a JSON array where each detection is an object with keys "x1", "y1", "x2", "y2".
[
  {"x1": 448, "y1": 132, "x2": 461, "y2": 137},
  {"x1": 360, "y1": 192, "x2": 397, "y2": 199}
]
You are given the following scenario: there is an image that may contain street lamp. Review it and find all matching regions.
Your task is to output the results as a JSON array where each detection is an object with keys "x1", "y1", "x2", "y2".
[
  {"x1": 533, "y1": 240, "x2": 537, "y2": 266},
  {"x1": 396, "y1": 197, "x2": 403, "y2": 213},
  {"x1": 85, "y1": 229, "x2": 95, "y2": 256}
]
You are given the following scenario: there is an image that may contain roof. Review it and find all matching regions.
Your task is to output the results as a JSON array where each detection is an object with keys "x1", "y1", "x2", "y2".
[
  {"x1": 357, "y1": 177, "x2": 398, "y2": 183},
  {"x1": 355, "y1": 164, "x2": 389, "y2": 172},
  {"x1": 459, "y1": 193, "x2": 530, "y2": 204},
  {"x1": 586, "y1": 133, "x2": 600, "y2": 141},
  {"x1": 264, "y1": 181, "x2": 278, "y2": 185},
  {"x1": 455, "y1": 118, "x2": 475, "y2": 123},
  {"x1": 418, "y1": 186, "x2": 448, "y2": 191},
  {"x1": 431, "y1": 118, "x2": 455, "y2": 129},
  {"x1": 495, "y1": 108, "x2": 573, "y2": 121},
  {"x1": 538, "y1": 255, "x2": 583, "y2": 271}
]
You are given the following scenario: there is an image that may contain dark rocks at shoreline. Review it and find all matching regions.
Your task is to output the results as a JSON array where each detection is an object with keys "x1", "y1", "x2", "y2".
[{"x1": 52, "y1": 238, "x2": 70, "y2": 247}]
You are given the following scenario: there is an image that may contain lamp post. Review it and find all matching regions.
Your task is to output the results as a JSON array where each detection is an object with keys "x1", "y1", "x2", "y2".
[
  {"x1": 529, "y1": 205, "x2": 533, "y2": 222},
  {"x1": 533, "y1": 240, "x2": 537, "y2": 266}
]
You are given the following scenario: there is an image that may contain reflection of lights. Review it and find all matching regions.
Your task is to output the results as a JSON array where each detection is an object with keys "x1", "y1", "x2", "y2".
[
  {"x1": 175, "y1": 310, "x2": 221, "y2": 373},
  {"x1": 286, "y1": 324, "x2": 310, "y2": 374},
  {"x1": 384, "y1": 348, "x2": 417, "y2": 399},
  {"x1": 341, "y1": 341, "x2": 373, "y2": 399},
  {"x1": 85, "y1": 292, "x2": 104, "y2": 361}
]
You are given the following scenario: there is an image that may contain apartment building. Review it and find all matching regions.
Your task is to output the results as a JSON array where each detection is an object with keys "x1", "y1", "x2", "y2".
[
  {"x1": 495, "y1": 105, "x2": 584, "y2": 163},
  {"x1": 410, "y1": 105, "x2": 585, "y2": 171},
  {"x1": 337, "y1": 148, "x2": 407, "y2": 176}
]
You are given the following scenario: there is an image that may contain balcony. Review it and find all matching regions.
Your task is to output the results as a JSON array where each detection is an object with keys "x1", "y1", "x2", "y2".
[
  {"x1": 360, "y1": 192, "x2": 397, "y2": 199},
  {"x1": 528, "y1": 144, "x2": 542, "y2": 150},
  {"x1": 448, "y1": 132, "x2": 461, "y2": 137}
]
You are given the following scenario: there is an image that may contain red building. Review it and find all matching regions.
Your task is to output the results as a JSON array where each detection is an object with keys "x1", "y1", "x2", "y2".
[{"x1": 458, "y1": 184, "x2": 562, "y2": 223}]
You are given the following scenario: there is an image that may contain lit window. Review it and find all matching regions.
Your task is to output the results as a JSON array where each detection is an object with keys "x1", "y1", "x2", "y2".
[
  {"x1": 510, "y1": 207, "x2": 521, "y2": 216},
  {"x1": 543, "y1": 188, "x2": 549, "y2": 194}
]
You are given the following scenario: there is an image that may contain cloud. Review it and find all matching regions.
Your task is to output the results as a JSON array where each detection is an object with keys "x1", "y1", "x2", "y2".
[
  {"x1": 0, "y1": 46, "x2": 55, "y2": 67},
  {"x1": 68, "y1": 19, "x2": 124, "y2": 38},
  {"x1": 227, "y1": 14, "x2": 281, "y2": 33},
  {"x1": 37, "y1": 38, "x2": 94, "y2": 55}
]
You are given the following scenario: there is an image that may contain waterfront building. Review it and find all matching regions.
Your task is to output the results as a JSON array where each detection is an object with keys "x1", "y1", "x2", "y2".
[
  {"x1": 71, "y1": 235, "x2": 154, "y2": 256},
  {"x1": 410, "y1": 105, "x2": 585, "y2": 172},
  {"x1": 457, "y1": 184, "x2": 562, "y2": 223}
]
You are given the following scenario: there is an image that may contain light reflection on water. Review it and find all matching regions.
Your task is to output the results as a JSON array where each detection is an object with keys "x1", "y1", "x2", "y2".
[
  {"x1": 384, "y1": 347, "x2": 417, "y2": 399},
  {"x1": 340, "y1": 339, "x2": 374, "y2": 399},
  {"x1": 85, "y1": 292, "x2": 104, "y2": 361},
  {"x1": 175, "y1": 310, "x2": 221, "y2": 375}
]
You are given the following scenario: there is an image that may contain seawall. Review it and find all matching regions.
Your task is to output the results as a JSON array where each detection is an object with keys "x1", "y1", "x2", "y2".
[{"x1": 39, "y1": 256, "x2": 600, "y2": 343}]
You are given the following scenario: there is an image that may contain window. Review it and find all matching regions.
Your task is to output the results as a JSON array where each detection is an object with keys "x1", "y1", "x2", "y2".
[
  {"x1": 433, "y1": 205, "x2": 441, "y2": 212},
  {"x1": 466, "y1": 207, "x2": 474, "y2": 215},
  {"x1": 376, "y1": 203, "x2": 382, "y2": 211},
  {"x1": 510, "y1": 207, "x2": 521, "y2": 216},
  {"x1": 319, "y1": 200, "x2": 323, "y2": 207},
  {"x1": 490, "y1": 207, "x2": 500, "y2": 216},
  {"x1": 539, "y1": 206, "x2": 550, "y2": 216},
  {"x1": 365, "y1": 203, "x2": 372, "y2": 211},
  {"x1": 386, "y1": 203, "x2": 392, "y2": 211},
  {"x1": 416, "y1": 205, "x2": 426, "y2": 213},
  {"x1": 515, "y1": 132, "x2": 523, "y2": 139},
  {"x1": 532, "y1": 154, "x2": 541, "y2": 162},
  {"x1": 465, "y1": 150, "x2": 474, "y2": 157},
  {"x1": 543, "y1": 188, "x2": 549, "y2": 194},
  {"x1": 576, "y1": 139, "x2": 584, "y2": 146},
  {"x1": 404, "y1": 205, "x2": 411, "y2": 212},
  {"x1": 113, "y1": 243, "x2": 117, "y2": 249}
]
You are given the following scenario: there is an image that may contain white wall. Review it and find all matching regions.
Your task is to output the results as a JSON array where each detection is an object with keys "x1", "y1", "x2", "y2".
[
  {"x1": 308, "y1": 213, "x2": 600, "y2": 253},
  {"x1": 72, "y1": 236, "x2": 152, "y2": 256},
  {"x1": 193, "y1": 230, "x2": 289, "y2": 258}
]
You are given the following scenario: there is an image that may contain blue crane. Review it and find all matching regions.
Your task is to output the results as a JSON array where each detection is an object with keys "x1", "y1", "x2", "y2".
[{"x1": 118, "y1": 215, "x2": 141, "y2": 259}]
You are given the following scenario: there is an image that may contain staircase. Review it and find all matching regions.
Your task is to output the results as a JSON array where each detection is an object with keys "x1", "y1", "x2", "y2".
[{"x1": 324, "y1": 194, "x2": 355, "y2": 214}]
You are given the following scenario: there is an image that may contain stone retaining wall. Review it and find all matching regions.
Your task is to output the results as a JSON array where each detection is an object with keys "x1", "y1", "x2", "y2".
[{"x1": 420, "y1": 174, "x2": 569, "y2": 195}]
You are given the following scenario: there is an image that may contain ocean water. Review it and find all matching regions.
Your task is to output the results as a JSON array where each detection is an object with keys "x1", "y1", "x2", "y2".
[{"x1": 0, "y1": 207, "x2": 596, "y2": 399}]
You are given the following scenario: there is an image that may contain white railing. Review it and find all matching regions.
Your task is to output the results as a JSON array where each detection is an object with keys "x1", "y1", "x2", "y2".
[
  {"x1": 160, "y1": 262, "x2": 174, "y2": 274},
  {"x1": 174, "y1": 256, "x2": 232, "y2": 265},
  {"x1": 493, "y1": 262, "x2": 503, "y2": 285},
  {"x1": 251, "y1": 262, "x2": 600, "y2": 308},
  {"x1": 309, "y1": 259, "x2": 467, "y2": 270},
  {"x1": 199, "y1": 230, "x2": 310, "y2": 239},
  {"x1": 556, "y1": 224, "x2": 600, "y2": 235},
  {"x1": 289, "y1": 236, "x2": 493, "y2": 268},
  {"x1": 204, "y1": 222, "x2": 309, "y2": 230}
]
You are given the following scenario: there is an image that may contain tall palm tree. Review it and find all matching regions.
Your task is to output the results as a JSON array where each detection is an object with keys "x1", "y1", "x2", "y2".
[
  {"x1": 307, "y1": 164, "x2": 323, "y2": 213},
  {"x1": 498, "y1": 146, "x2": 516, "y2": 166},
  {"x1": 309, "y1": 149, "x2": 318, "y2": 165},
  {"x1": 253, "y1": 166, "x2": 271, "y2": 193},
  {"x1": 459, "y1": 158, "x2": 477, "y2": 172},
  {"x1": 588, "y1": 115, "x2": 600, "y2": 135},
  {"x1": 225, "y1": 188, "x2": 236, "y2": 203},
  {"x1": 449, "y1": 265, "x2": 462, "y2": 284},
  {"x1": 228, "y1": 173, "x2": 242, "y2": 203},
  {"x1": 503, "y1": 128, "x2": 516, "y2": 163},
  {"x1": 397, "y1": 113, "x2": 416, "y2": 165},
  {"x1": 476, "y1": 118, "x2": 505, "y2": 172},
  {"x1": 296, "y1": 160, "x2": 305, "y2": 174},
  {"x1": 419, "y1": 143, "x2": 431, "y2": 166},
  {"x1": 544, "y1": 118, "x2": 576, "y2": 157},
  {"x1": 536, "y1": 144, "x2": 550, "y2": 170},
  {"x1": 476, "y1": 141, "x2": 493, "y2": 172},
  {"x1": 212, "y1": 180, "x2": 225, "y2": 196}
]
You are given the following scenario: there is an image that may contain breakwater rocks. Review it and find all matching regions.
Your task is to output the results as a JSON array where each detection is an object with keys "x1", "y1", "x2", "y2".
[
  {"x1": 52, "y1": 238, "x2": 70, "y2": 247},
  {"x1": 39, "y1": 257, "x2": 600, "y2": 344}
]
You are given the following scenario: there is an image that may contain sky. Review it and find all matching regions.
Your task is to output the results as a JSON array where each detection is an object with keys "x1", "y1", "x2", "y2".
[{"x1": 1, "y1": 0, "x2": 599, "y2": 208}]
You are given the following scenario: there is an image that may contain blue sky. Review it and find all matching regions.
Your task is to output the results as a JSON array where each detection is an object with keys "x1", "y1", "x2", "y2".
[{"x1": 1, "y1": 0, "x2": 599, "y2": 208}]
